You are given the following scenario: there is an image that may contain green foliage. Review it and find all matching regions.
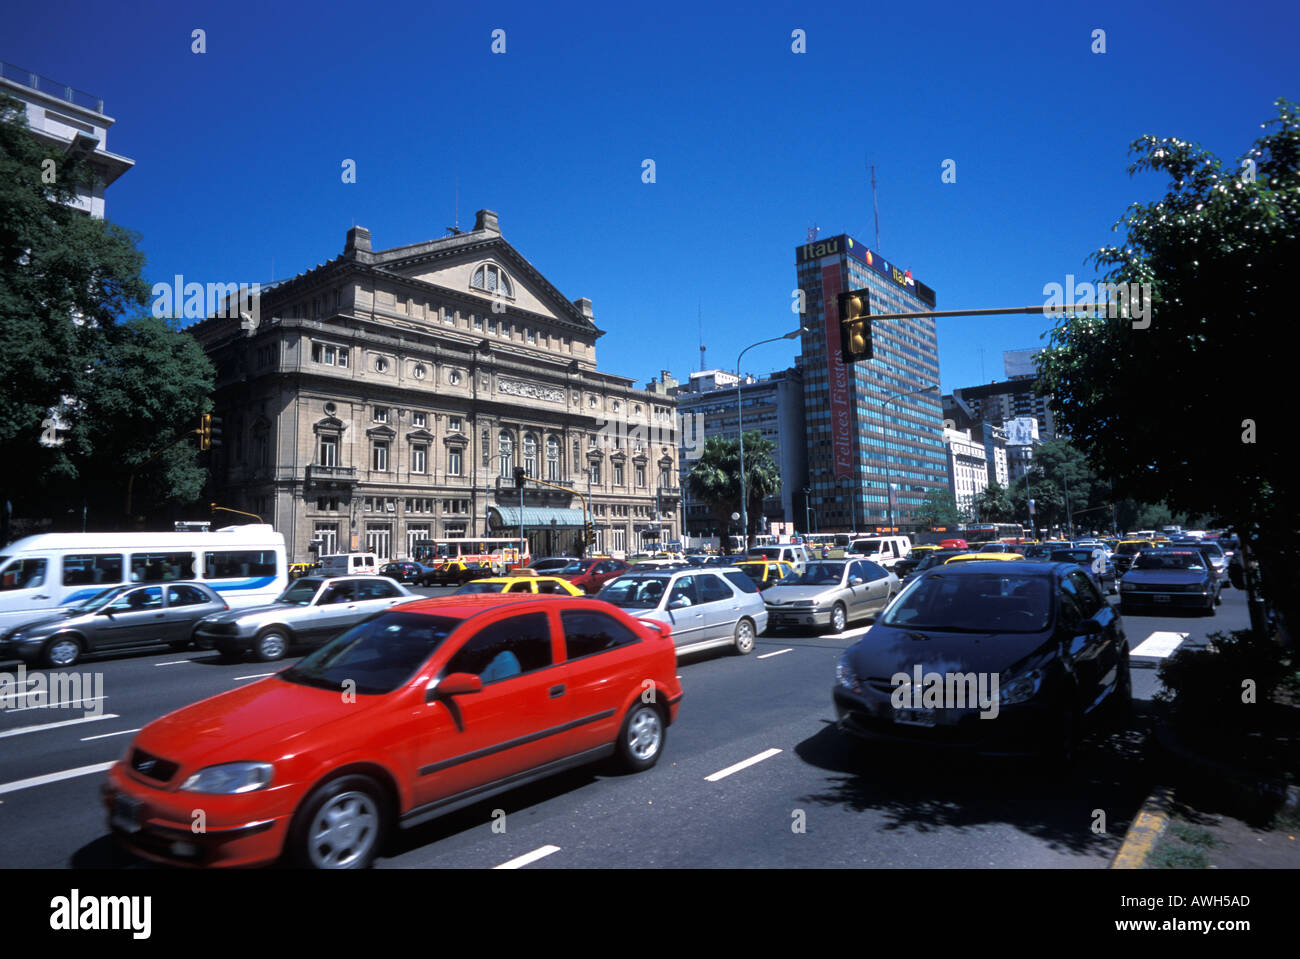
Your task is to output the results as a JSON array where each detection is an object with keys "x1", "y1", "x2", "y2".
[
  {"x1": 917, "y1": 488, "x2": 961, "y2": 527},
  {"x1": 1035, "y1": 98, "x2": 1298, "y2": 637},
  {"x1": 685, "y1": 432, "x2": 781, "y2": 539}
]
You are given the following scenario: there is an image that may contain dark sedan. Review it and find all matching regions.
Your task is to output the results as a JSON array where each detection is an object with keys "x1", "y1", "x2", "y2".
[
  {"x1": 1119, "y1": 550, "x2": 1220, "y2": 614},
  {"x1": 378, "y1": 561, "x2": 432, "y2": 584},
  {"x1": 833, "y1": 561, "x2": 1130, "y2": 765},
  {"x1": 1, "y1": 582, "x2": 228, "y2": 667},
  {"x1": 1049, "y1": 548, "x2": 1117, "y2": 595},
  {"x1": 900, "y1": 549, "x2": 967, "y2": 584}
]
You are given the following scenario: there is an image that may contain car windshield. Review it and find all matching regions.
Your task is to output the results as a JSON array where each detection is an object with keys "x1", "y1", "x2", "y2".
[
  {"x1": 599, "y1": 576, "x2": 669, "y2": 608},
  {"x1": 1134, "y1": 552, "x2": 1206, "y2": 571},
  {"x1": 790, "y1": 563, "x2": 846, "y2": 586},
  {"x1": 280, "y1": 612, "x2": 460, "y2": 695},
  {"x1": 1116, "y1": 543, "x2": 1147, "y2": 554},
  {"x1": 1022, "y1": 545, "x2": 1051, "y2": 559},
  {"x1": 69, "y1": 586, "x2": 129, "y2": 613},
  {"x1": 882, "y1": 573, "x2": 1052, "y2": 633},
  {"x1": 738, "y1": 565, "x2": 766, "y2": 582},
  {"x1": 277, "y1": 578, "x2": 323, "y2": 605},
  {"x1": 455, "y1": 581, "x2": 505, "y2": 594},
  {"x1": 1051, "y1": 550, "x2": 1096, "y2": 564}
]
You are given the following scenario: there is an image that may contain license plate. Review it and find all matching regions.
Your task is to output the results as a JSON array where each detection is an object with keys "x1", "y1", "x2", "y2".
[
  {"x1": 894, "y1": 709, "x2": 937, "y2": 727},
  {"x1": 1153, "y1": 594, "x2": 1171, "y2": 603},
  {"x1": 111, "y1": 795, "x2": 143, "y2": 834}
]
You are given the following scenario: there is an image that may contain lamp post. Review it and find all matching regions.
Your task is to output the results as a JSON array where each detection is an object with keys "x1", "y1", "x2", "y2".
[
  {"x1": 880, "y1": 382, "x2": 940, "y2": 533},
  {"x1": 737, "y1": 326, "x2": 807, "y2": 553}
]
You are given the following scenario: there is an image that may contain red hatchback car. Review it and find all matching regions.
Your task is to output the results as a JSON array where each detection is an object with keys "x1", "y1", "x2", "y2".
[
  {"x1": 557, "y1": 557, "x2": 631, "y2": 594},
  {"x1": 102, "y1": 594, "x2": 682, "y2": 868}
]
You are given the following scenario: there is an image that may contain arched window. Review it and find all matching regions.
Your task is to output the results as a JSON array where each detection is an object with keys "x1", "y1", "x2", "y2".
[
  {"x1": 471, "y1": 263, "x2": 514, "y2": 298},
  {"x1": 523, "y1": 433, "x2": 538, "y2": 476},
  {"x1": 498, "y1": 430, "x2": 514, "y2": 478},
  {"x1": 546, "y1": 436, "x2": 560, "y2": 481}
]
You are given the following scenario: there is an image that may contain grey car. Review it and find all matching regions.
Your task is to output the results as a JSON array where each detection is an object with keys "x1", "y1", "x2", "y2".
[
  {"x1": 763, "y1": 559, "x2": 898, "y2": 633},
  {"x1": 193, "y1": 575, "x2": 417, "y2": 662},
  {"x1": 0, "y1": 582, "x2": 228, "y2": 667},
  {"x1": 597, "y1": 568, "x2": 768, "y2": 657}
]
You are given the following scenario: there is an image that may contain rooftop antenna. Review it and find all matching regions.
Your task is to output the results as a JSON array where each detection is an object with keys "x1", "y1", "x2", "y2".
[
  {"x1": 807, "y1": 225, "x2": 819, "y2": 242},
  {"x1": 868, "y1": 157, "x2": 881, "y2": 251},
  {"x1": 446, "y1": 169, "x2": 463, "y2": 236},
  {"x1": 698, "y1": 301, "x2": 706, "y2": 372}
]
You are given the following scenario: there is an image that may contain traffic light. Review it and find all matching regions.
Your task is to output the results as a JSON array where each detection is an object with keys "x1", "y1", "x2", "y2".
[
  {"x1": 513, "y1": 466, "x2": 526, "y2": 489},
  {"x1": 837, "y1": 289, "x2": 873, "y2": 363},
  {"x1": 199, "y1": 414, "x2": 224, "y2": 450},
  {"x1": 584, "y1": 521, "x2": 596, "y2": 545}
]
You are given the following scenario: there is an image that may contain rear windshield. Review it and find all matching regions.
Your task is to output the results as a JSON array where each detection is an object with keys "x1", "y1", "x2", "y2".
[{"x1": 1134, "y1": 552, "x2": 1206, "y2": 571}]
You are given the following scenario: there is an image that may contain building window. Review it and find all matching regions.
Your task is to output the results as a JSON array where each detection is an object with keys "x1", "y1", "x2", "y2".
[
  {"x1": 448, "y1": 416, "x2": 462, "y2": 432},
  {"x1": 318, "y1": 435, "x2": 338, "y2": 467},
  {"x1": 413, "y1": 364, "x2": 427, "y2": 380},
  {"x1": 449, "y1": 369, "x2": 462, "y2": 385},
  {"x1": 523, "y1": 433, "x2": 538, "y2": 476},
  {"x1": 374, "y1": 406, "x2": 388, "y2": 423},
  {"x1": 374, "y1": 356, "x2": 389, "y2": 373},
  {"x1": 573, "y1": 440, "x2": 581, "y2": 470},
  {"x1": 636, "y1": 465, "x2": 645, "y2": 487},
  {"x1": 614, "y1": 463, "x2": 624, "y2": 486},
  {"x1": 448, "y1": 448, "x2": 463, "y2": 476},
  {"x1": 526, "y1": 328, "x2": 536, "y2": 344},
  {"x1": 315, "y1": 496, "x2": 339, "y2": 511},
  {"x1": 473, "y1": 316, "x2": 483, "y2": 331},
  {"x1": 412, "y1": 412, "x2": 427, "y2": 428},
  {"x1": 412, "y1": 444, "x2": 428, "y2": 473},
  {"x1": 546, "y1": 436, "x2": 560, "y2": 481},
  {"x1": 311, "y1": 342, "x2": 349, "y2": 367},
  {"x1": 372, "y1": 441, "x2": 389, "y2": 471},
  {"x1": 590, "y1": 462, "x2": 601, "y2": 485},
  {"x1": 498, "y1": 431, "x2": 513, "y2": 478},
  {"x1": 471, "y1": 263, "x2": 514, "y2": 297},
  {"x1": 482, "y1": 428, "x2": 491, "y2": 466}
]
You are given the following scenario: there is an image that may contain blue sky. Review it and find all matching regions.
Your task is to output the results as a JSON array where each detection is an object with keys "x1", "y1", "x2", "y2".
[{"x1": 7, "y1": 0, "x2": 1296, "y2": 392}]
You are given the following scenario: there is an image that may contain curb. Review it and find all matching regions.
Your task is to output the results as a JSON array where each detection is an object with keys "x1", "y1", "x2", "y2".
[{"x1": 1110, "y1": 786, "x2": 1174, "y2": 869}]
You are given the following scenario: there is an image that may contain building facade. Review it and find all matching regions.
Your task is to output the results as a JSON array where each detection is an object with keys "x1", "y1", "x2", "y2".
[
  {"x1": 675, "y1": 367, "x2": 807, "y2": 536},
  {"x1": 795, "y1": 234, "x2": 947, "y2": 533},
  {"x1": 943, "y1": 427, "x2": 990, "y2": 519},
  {"x1": 188, "y1": 211, "x2": 680, "y2": 562}
]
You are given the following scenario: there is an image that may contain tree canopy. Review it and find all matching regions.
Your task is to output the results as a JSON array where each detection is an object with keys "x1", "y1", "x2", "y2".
[{"x1": 685, "y1": 432, "x2": 781, "y2": 540}]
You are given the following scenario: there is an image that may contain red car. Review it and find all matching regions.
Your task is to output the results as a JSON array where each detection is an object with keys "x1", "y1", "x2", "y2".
[
  {"x1": 102, "y1": 594, "x2": 682, "y2": 868},
  {"x1": 556, "y1": 557, "x2": 631, "y2": 594}
]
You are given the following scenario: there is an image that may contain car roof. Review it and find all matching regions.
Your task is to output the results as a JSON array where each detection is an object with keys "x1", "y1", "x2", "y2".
[
  {"x1": 923, "y1": 560, "x2": 1064, "y2": 577},
  {"x1": 394, "y1": 592, "x2": 596, "y2": 619},
  {"x1": 945, "y1": 552, "x2": 1024, "y2": 562}
]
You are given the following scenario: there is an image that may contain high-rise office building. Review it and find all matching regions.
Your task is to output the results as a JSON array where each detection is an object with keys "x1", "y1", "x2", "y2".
[{"x1": 795, "y1": 234, "x2": 946, "y2": 532}]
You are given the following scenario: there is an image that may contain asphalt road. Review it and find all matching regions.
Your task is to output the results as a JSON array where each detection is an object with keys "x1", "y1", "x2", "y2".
[{"x1": 0, "y1": 583, "x2": 1251, "y2": 869}]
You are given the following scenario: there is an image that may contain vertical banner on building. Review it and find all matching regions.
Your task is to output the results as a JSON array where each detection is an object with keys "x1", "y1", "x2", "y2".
[{"x1": 821, "y1": 264, "x2": 854, "y2": 480}]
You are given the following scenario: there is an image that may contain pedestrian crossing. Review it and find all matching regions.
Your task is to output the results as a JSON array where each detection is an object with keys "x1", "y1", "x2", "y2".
[{"x1": 1130, "y1": 631, "x2": 1190, "y2": 658}]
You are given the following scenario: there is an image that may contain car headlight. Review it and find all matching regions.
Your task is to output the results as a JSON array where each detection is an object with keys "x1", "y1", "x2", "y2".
[
  {"x1": 1000, "y1": 668, "x2": 1043, "y2": 706},
  {"x1": 836, "y1": 652, "x2": 861, "y2": 693},
  {"x1": 179, "y1": 762, "x2": 274, "y2": 794}
]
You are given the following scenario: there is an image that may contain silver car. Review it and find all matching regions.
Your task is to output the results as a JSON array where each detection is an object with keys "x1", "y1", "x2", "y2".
[
  {"x1": 193, "y1": 575, "x2": 417, "y2": 662},
  {"x1": 0, "y1": 582, "x2": 228, "y2": 667},
  {"x1": 763, "y1": 559, "x2": 898, "y2": 633},
  {"x1": 597, "y1": 568, "x2": 768, "y2": 657}
]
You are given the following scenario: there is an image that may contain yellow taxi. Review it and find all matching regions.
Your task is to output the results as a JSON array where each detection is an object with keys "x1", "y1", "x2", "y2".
[
  {"x1": 452, "y1": 575, "x2": 584, "y2": 596},
  {"x1": 288, "y1": 562, "x2": 317, "y2": 580},
  {"x1": 943, "y1": 552, "x2": 1025, "y2": 565},
  {"x1": 735, "y1": 559, "x2": 797, "y2": 590}
]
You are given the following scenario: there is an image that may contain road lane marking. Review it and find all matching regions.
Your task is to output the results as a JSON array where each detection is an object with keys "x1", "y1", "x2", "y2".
[
  {"x1": 233, "y1": 672, "x2": 276, "y2": 681},
  {"x1": 6, "y1": 694, "x2": 106, "y2": 714},
  {"x1": 0, "y1": 761, "x2": 117, "y2": 796},
  {"x1": 757, "y1": 648, "x2": 793, "y2": 659},
  {"x1": 154, "y1": 660, "x2": 195, "y2": 666},
  {"x1": 81, "y1": 727, "x2": 142, "y2": 742},
  {"x1": 0, "y1": 713, "x2": 120, "y2": 738},
  {"x1": 705, "y1": 747, "x2": 783, "y2": 782},
  {"x1": 494, "y1": 845, "x2": 561, "y2": 869},
  {"x1": 1131, "y1": 631, "x2": 1189, "y2": 658}
]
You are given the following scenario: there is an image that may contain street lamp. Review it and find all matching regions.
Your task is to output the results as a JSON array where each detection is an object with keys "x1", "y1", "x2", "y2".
[
  {"x1": 880, "y1": 382, "x2": 940, "y2": 533},
  {"x1": 737, "y1": 326, "x2": 807, "y2": 553}
]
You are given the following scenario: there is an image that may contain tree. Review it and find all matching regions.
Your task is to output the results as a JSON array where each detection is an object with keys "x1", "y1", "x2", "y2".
[
  {"x1": 1036, "y1": 98, "x2": 1298, "y2": 642},
  {"x1": 685, "y1": 432, "x2": 781, "y2": 541},
  {"x1": 917, "y1": 488, "x2": 961, "y2": 528},
  {"x1": 974, "y1": 480, "x2": 1015, "y2": 523},
  {"x1": 0, "y1": 93, "x2": 211, "y2": 537}
]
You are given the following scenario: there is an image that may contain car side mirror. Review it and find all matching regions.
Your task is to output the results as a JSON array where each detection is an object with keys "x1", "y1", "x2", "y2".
[
  {"x1": 668, "y1": 597, "x2": 688, "y2": 610},
  {"x1": 1079, "y1": 618, "x2": 1103, "y2": 635},
  {"x1": 428, "y1": 672, "x2": 482, "y2": 701},
  {"x1": 849, "y1": 577, "x2": 865, "y2": 586}
]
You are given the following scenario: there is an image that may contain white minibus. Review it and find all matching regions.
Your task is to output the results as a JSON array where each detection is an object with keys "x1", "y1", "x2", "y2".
[{"x1": 0, "y1": 525, "x2": 287, "y2": 632}]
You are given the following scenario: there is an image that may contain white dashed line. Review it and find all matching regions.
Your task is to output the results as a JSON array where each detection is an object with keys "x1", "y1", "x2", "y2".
[
  {"x1": 233, "y1": 673, "x2": 276, "y2": 682},
  {"x1": 705, "y1": 747, "x2": 783, "y2": 782},
  {"x1": 494, "y1": 845, "x2": 561, "y2": 869},
  {"x1": 0, "y1": 713, "x2": 121, "y2": 738},
  {"x1": 0, "y1": 761, "x2": 116, "y2": 796},
  {"x1": 81, "y1": 727, "x2": 142, "y2": 742},
  {"x1": 757, "y1": 648, "x2": 793, "y2": 659},
  {"x1": 154, "y1": 660, "x2": 195, "y2": 666},
  {"x1": 5, "y1": 694, "x2": 106, "y2": 714},
  {"x1": 1131, "y1": 631, "x2": 1190, "y2": 658}
]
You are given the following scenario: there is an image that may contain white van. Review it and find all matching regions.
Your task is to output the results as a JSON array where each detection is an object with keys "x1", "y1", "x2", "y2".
[
  {"x1": 848, "y1": 536, "x2": 912, "y2": 569},
  {"x1": 319, "y1": 553, "x2": 379, "y2": 576},
  {"x1": 745, "y1": 544, "x2": 810, "y2": 572},
  {"x1": 0, "y1": 525, "x2": 287, "y2": 633}
]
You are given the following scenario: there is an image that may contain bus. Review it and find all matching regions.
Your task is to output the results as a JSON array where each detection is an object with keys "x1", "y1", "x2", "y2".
[
  {"x1": 961, "y1": 523, "x2": 1027, "y2": 544},
  {"x1": 410, "y1": 537, "x2": 531, "y2": 572},
  {"x1": 0, "y1": 525, "x2": 287, "y2": 632}
]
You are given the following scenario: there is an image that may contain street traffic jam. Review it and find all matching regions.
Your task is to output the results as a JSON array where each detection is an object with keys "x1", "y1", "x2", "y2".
[{"x1": 0, "y1": 525, "x2": 1240, "y2": 868}]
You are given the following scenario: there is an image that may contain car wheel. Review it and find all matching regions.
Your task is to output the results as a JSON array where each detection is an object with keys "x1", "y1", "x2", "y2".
[
  {"x1": 254, "y1": 629, "x2": 290, "y2": 662},
  {"x1": 733, "y1": 618, "x2": 756, "y2": 655},
  {"x1": 616, "y1": 703, "x2": 665, "y2": 773},
  {"x1": 289, "y1": 774, "x2": 387, "y2": 869},
  {"x1": 41, "y1": 634, "x2": 82, "y2": 668},
  {"x1": 829, "y1": 603, "x2": 848, "y2": 634}
]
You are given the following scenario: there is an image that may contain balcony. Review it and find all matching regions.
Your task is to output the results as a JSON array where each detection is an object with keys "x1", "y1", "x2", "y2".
[{"x1": 306, "y1": 464, "x2": 358, "y2": 489}]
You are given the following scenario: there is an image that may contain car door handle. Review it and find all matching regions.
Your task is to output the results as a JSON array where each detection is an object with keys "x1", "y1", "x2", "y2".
[
  {"x1": 34, "y1": 595, "x2": 49, "y2": 600},
  {"x1": 549, "y1": 684, "x2": 566, "y2": 698}
]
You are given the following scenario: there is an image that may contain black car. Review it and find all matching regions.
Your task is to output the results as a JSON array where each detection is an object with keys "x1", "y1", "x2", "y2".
[
  {"x1": 378, "y1": 561, "x2": 430, "y2": 584},
  {"x1": 1049, "y1": 548, "x2": 1117, "y2": 595},
  {"x1": 900, "y1": 549, "x2": 967, "y2": 584},
  {"x1": 1119, "y1": 549, "x2": 1220, "y2": 614},
  {"x1": 833, "y1": 561, "x2": 1130, "y2": 764}
]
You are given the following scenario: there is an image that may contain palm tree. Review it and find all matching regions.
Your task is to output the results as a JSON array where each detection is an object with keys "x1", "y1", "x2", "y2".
[{"x1": 686, "y1": 432, "x2": 782, "y2": 542}]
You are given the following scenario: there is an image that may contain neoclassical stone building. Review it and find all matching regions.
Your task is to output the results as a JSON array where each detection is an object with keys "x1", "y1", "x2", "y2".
[{"x1": 188, "y1": 210, "x2": 680, "y2": 562}]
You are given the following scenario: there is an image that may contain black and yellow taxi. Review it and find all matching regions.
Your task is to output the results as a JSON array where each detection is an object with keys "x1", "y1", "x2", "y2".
[{"x1": 735, "y1": 559, "x2": 797, "y2": 591}]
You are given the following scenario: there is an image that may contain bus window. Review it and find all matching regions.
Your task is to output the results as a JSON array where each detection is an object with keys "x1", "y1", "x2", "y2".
[
  {"x1": 204, "y1": 550, "x2": 278, "y2": 579},
  {"x1": 130, "y1": 552, "x2": 196, "y2": 583}
]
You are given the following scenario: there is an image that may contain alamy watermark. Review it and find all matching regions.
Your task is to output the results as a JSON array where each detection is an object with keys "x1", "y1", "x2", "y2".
[
  {"x1": 594, "y1": 412, "x2": 706, "y2": 461},
  {"x1": 0, "y1": 665, "x2": 104, "y2": 715},
  {"x1": 151, "y1": 274, "x2": 261, "y2": 333},
  {"x1": 1043, "y1": 274, "x2": 1151, "y2": 329},
  {"x1": 891, "y1": 665, "x2": 1000, "y2": 719}
]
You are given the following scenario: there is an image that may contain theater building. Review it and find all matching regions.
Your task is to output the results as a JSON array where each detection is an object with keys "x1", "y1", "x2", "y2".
[{"x1": 188, "y1": 210, "x2": 680, "y2": 562}]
